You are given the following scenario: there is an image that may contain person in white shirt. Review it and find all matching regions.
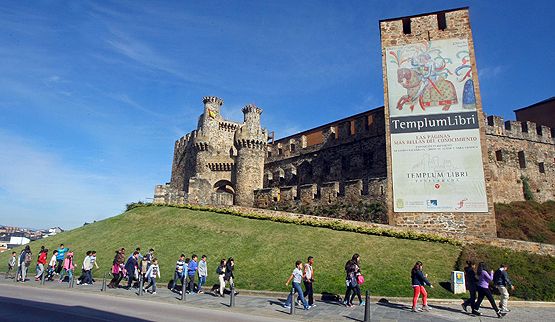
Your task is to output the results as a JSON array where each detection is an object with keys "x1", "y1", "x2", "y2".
[
  {"x1": 144, "y1": 258, "x2": 161, "y2": 294},
  {"x1": 46, "y1": 250, "x2": 58, "y2": 281},
  {"x1": 283, "y1": 260, "x2": 310, "y2": 310}
]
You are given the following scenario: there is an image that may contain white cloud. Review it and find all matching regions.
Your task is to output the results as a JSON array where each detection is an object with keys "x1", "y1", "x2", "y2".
[
  {"x1": 0, "y1": 131, "x2": 152, "y2": 229},
  {"x1": 479, "y1": 65, "x2": 506, "y2": 80}
]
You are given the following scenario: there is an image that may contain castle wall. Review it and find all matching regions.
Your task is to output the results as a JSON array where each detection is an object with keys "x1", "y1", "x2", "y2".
[
  {"x1": 485, "y1": 115, "x2": 555, "y2": 202},
  {"x1": 264, "y1": 108, "x2": 387, "y2": 188}
]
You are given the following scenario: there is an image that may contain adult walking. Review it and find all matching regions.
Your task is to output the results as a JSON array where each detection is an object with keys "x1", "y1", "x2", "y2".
[
  {"x1": 494, "y1": 264, "x2": 514, "y2": 313},
  {"x1": 472, "y1": 262, "x2": 504, "y2": 318},
  {"x1": 344, "y1": 254, "x2": 364, "y2": 307},
  {"x1": 411, "y1": 261, "x2": 433, "y2": 312},
  {"x1": 303, "y1": 256, "x2": 315, "y2": 307},
  {"x1": 462, "y1": 260, "x2": 477, "y2": 312}
]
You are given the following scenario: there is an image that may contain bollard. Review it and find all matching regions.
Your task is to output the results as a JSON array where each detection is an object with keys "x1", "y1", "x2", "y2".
[
  {"x1": 289, "y1": 288, "x2": 295, "y2": 315},
  {"x1": 181, "y1": 286, "x2": 186, "y2": 302},
  {"x1": 363, "y1": 290, "x2": 371, "y2": 322},
  {"x1": 69, "y1": 274, "x2": 74, "y2": 288},
  {"x1": 101, "y1": 272, "x2": 107, "y2": 292},
  {"x1": 139, "y1": 275, "x2": 144, "y2": 296},
  {"x1": 41, "y1": 270, "x2": 46, "y2": 285},
  {"x1": 230, "y1": 284, "x2": 236, "y2": 307}
]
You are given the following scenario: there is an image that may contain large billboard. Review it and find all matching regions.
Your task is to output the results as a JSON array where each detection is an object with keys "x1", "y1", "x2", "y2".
[{"x1": 385, "y1": 38, "x2": 488, "y2": 212}]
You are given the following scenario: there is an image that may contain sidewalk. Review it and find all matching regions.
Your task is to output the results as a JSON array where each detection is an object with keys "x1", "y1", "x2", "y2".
[{"x1": 2, "y1": 277, "x2": 554, "y2": 321}]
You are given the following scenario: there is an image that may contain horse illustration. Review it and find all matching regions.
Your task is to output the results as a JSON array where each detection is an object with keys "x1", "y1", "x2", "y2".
[{"x1": 396, "y1": 67, "x2": 458, "y2": 112}]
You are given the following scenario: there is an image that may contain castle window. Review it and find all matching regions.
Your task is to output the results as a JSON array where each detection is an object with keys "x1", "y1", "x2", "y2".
[
  {"x1": 267, "y1": 151, "x2": 272, "y2": 157},
  {"x1": 290, "y1": 143, "x2": 296, "y2": 152},
  {"x1": 495, "y1": 150, "x2": 503, "y2": 162},
  {"x1": 437, "y1": 12, "x2": 447, "y2": 30},
  {"x1": 342, "y1": 156, "x2": 350, "y2": 172},
  {"x1": 487, "y1": 116, "x2": 495, "y2": 126},
  {"x1": 539, "y1": 162, "x2": 545, "y2": 173},
  {"x1": 380, "y1": 185, "x2": 384, "y2": 196},
  {"x1": 504, "y1": 121, "x2": 512, "y2": 131},
  {"x1": 518, "y1": 151, "x2": 526, "y2": 169},
  {"x1": 537, "y1": 126, "x2": 543, "y2": 136},
  {"x1": 402, "y1": 18, "x2": 411, "y2": 35},
  {"x1": 278, "y1": 148, "x2": 283, "y2": 155},
  {"x1": 521, "y1": 122, "x2": 528, "y2": 133}
]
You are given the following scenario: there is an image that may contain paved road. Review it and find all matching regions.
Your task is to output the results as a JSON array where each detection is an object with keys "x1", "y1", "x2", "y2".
[
  {"x1": 0, "y1": 283, "x2": 288, "y2": 322},
  {"x1": 1, "y1": 279, "x2": 554, "y2": 321}
]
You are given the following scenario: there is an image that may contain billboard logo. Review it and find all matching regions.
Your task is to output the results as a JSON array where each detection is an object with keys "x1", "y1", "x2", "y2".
[{"x1": 427, "y1": 200, "x2": 438, "y2": 208}]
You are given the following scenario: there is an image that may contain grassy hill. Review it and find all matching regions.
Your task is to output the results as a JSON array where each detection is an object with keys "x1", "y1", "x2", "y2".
[{"x1": 2, "y1": 205, "x2": 554, "y2": 300}]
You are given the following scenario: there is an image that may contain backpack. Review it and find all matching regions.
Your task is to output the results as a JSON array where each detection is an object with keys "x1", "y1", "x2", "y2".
[
  {"x1": 216, "y1": 266, "x2": 223, "y2": 275},
  {"x1": 24, "y1": 252, "x2": 32, "y2": 265}
]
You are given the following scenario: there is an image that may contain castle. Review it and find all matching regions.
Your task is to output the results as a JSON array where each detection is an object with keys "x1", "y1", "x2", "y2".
[
  {"x1": 154, "y1": 8, "x2": 554, "y2": 237},
  {"x1": 154, "y1": 96, "x2": 267, "y2": 207}
]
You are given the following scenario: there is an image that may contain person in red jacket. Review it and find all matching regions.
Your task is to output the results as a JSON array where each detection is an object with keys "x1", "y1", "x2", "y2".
[{"x1": 35, "y1": 248, "x2": 48, "y2": 281}]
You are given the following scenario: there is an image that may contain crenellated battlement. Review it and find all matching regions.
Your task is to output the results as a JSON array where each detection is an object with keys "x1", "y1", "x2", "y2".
[
  {"x1": 254, "y1": 178, "x2": 387, "y2": 208},
  {"x1": 207, "y1": 162, "x2": 234, "y2": 171},
  {"x1": 242, "y1": 103, "x2": 262, "y2": 115},
  {"x1": 485, "y1": 114, "x2": 554, "y2": 144},
  {"x1": 234, "y1": 138, "x2": 266, "y2": 150},
  {"x1": 202, "y1": 96, "x2": 224, "y2": 106},
  {"x1": 267, "y1": 107, "x2": 385, "y2": 161},
  {"x1": 219, "y1": 121, "x2": 240, "y2": 132}
]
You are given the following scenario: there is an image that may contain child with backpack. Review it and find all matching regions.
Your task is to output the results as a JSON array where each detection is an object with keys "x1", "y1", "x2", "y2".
[
  {"x1": 143, "y1": 258, "x2": 161, "y2": 295},
  {"x1": 46, "y1": 250, "x2": 58, "y2": 281},
  {"x1": 35, "y1": 248, "x2": 48, "y2": 281},
  {"x1": 59, "y1": 251, "x2": 75, "y2": 283},
  {"x1": 88, "y1": 250, "x2": 99, "y2": 284},
  {"x1": 18, "y1": 246, "x2": 32, "y2": 283},
  {"x1": 6, "y1": 252, "x2": 16, "y2": 279}
]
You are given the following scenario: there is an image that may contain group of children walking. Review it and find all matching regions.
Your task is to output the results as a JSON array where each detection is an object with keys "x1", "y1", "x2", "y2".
[
  {"x1": 461, "y1": 261, "x2": 514, "y2": 318},
  {"x1": 412, "y1": 260, "x2": 514, "y2": 318},
  {"x1": 6, "y1": 244, "x2": 516, "y2": 318},
  {"x1": 6, "y1": 244, "x2": 99, "y2": 286},
  {"x1": 105, "y1": 247, "x2": 237, "y2": 297}
]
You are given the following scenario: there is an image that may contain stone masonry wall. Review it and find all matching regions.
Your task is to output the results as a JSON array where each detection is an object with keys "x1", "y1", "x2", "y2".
[{"x1": 485, "y1": 115, "x2": 555, "y2": 202}]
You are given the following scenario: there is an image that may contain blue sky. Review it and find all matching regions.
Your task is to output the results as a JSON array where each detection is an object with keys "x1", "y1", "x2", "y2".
[{"x1": 1, "y1": 1, "x2": 553, "y2": 229}]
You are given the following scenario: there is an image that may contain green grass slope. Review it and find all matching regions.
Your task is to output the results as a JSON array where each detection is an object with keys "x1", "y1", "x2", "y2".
[{"x1": 1, "y1": 206, "x2": 462, "y2": 298}]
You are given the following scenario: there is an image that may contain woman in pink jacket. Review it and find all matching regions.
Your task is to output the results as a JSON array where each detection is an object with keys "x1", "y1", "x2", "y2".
[{"x1": 59, "y1": 251, "x2": 75, "y2": 283}]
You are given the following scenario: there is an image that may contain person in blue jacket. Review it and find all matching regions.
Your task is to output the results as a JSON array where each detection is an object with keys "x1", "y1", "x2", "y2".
[
  {"x1": 187, "y1": 254, "x2": 198, "y2": 293},
  {"x1": 124, "y1": 251, "x2": 139, "y2": 290}
]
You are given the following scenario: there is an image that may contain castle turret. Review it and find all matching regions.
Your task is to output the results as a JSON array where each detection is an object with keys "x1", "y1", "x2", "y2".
[
  {"x1": 234, "y1": 104, "x2": 267, "y2": 206},
  {"x1": 199, "y1": 96, "x2": 224, "y2": 132}
]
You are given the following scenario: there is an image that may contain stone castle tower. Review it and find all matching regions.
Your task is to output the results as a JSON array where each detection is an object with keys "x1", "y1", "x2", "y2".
[
  {"x1": 154, "y1": 97, "x2": 267, "y2": 207},
  {"x1": 234, "y1": 104, "x2": 267, "y2": 206},
  {"x1": 380, "y1": 8, "x2": 498, "y2": 237}
]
